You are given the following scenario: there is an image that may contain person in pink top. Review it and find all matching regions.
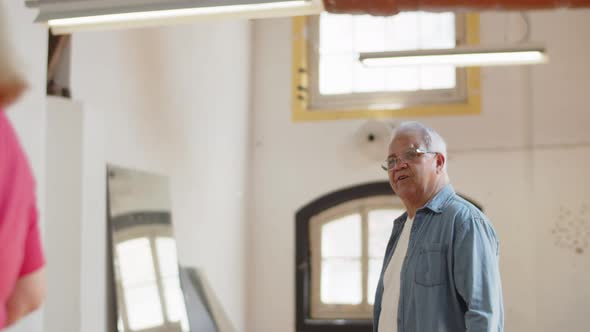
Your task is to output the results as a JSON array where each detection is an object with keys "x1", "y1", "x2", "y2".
[{"x1": 0, "y1": 3, "x2": 46, "y2": 330}]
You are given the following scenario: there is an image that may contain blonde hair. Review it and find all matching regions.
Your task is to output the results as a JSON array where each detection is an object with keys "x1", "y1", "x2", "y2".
[
  {"x1": 0, "y1": 2, "x2": 15, "y2": 79},
  {"x1": 0, "y1": 2, "x2": 27, "y2": 107}
]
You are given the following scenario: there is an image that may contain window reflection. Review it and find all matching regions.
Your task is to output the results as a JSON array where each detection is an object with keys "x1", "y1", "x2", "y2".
[
  {"x1": 117, "y1": 238, "x2": 157, "y2": 286},
  {"x1": 157, "y1": 237, "x2": 189, "y2": 331},
  {"x1": 124, "y1": 284, "x2": 165, "y2": 330},
  {"x1": 115, "y1": 234, "x2": 189, "y2": 332},
  {"x1": 108, "y1": 166, "x2": 189, "y2": 332}
]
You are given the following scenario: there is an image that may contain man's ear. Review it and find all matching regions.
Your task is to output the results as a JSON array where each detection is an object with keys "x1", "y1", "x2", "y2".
[{"x1": 435, "y1": 153, "x2": 446, "y2": 172}]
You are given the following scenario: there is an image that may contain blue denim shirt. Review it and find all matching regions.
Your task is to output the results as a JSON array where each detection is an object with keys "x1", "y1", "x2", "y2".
[{"x1": 373, "y1": 185, "x2": 503, "y2": 332}]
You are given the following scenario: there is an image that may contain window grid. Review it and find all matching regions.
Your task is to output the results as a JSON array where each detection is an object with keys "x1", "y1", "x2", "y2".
[
  {"x1": 291, "y1": 14, "x2": 482, "y2": 121},
  {"x1": 308, "y1": 12, "x2": 467, "y2": 111},
  {"x1": 310, "y1": 196, "x2": 403, "y2": 319},
  {"x1": 317, "y1": 12, "x2": 457, "y2": 95}
]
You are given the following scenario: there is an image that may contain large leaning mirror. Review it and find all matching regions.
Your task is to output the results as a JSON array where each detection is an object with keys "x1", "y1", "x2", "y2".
[{"x1": 107, "y1": 165, "x2": 189, "y2": 332}]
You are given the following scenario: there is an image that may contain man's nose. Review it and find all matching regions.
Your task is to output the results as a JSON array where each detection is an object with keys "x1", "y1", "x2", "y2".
[{"x1": 392, "y1": 159, "x2": 408, "y2": 172}]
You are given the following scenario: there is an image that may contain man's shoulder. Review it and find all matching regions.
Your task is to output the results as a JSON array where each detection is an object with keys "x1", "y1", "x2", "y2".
[{"x1": 441, "y1": 193, "x2": 488, "y2": 224}]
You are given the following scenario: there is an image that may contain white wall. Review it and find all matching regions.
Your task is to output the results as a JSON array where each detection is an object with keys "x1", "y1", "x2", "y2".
[
  {"x1": 5, "y1": 2, "x2": 589, "y2": 332},
  {"x1": 5, "y1": 3, "x2": 251, "y2": 331},
  {"x1": 71, "y1": 20, "x2": 251, "y2": 332},
  {"x1": 44, "y1": 97, "x2": 83, "y2": 332},
  {"x1": 2, "y1": 1, "x2": 47, "y2": 332},
  {"x1": 248, "y1": 10, "x2": 590, "y2": 332}
]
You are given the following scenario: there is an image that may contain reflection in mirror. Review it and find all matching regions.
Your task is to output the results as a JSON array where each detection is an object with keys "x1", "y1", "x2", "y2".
[
  {"x1": 179, "y1": 267, "x2": 217, "y2": 332},
  {"x1": 107, "y1": 165, "x2": 189, "y2": 332}
]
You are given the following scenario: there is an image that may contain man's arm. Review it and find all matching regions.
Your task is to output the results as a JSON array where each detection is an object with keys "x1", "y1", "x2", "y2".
[
  {"x1": 5, "y1": 268, "x2": 46, "y2": 327},
  {"x1": 453, "y1": 215, "x2": 504, "y2": 332}
]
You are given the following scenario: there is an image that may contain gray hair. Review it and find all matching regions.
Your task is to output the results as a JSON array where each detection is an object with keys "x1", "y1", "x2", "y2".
[{"x1": 392, "y1": 121, "x2": 448, "y2": 170}]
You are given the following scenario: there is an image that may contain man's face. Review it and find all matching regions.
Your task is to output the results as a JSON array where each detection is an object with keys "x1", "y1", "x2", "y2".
[{"x1": 387, "y1": 132, "x2": 440, "y2": 204}]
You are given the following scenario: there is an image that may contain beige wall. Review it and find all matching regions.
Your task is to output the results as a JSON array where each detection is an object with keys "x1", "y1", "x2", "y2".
[{"x1": 248, "y1": 10, "x2": 590, "y2": 332}]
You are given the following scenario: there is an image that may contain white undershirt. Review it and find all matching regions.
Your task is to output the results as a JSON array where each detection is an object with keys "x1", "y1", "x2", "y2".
[{"x1": 378, "y1": 215, "x2": 414, "y2": 332}]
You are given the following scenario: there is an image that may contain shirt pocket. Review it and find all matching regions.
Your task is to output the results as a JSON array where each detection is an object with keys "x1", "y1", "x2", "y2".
[{"x1": 414, "y1": 243, "x2": 447, "y2": 287}]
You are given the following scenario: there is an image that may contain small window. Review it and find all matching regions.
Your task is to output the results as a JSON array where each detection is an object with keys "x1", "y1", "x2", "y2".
[{"x1": 292, "y1": 13, "x2": 481, "y2": 121}]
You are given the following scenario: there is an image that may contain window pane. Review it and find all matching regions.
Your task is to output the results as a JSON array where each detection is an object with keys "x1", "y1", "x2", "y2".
[
  {"x1": 156, "y1": 237, "x2": 180, "y2": 278},
  {"x1": 124, "y1": 284, "x2": 164, "y2": 330},
  {"x1": 321, "y1": 214, "x2": 362, "y2": 258},
  {"x1": 368, "y1": 258, "x2": 383, "y2": 305},
  {"x1": 319, "y1": 13, "x2": 353, "y2": 54},
  {"x1": 368, "y1": 209, "x2": 404, "y2": 257},
  {"x1": 321, "y1": 258, "x2": 362, "y2": 304},
  {"x1": 319, "y1": 55, "x2": 353, "y2": 95},
  {"x1": 117, "y1": 238, "x2": 156, "y2": 286},
  {"x1": 385, "y1": 13, "x2": 419, "y2": 51},
  {"x1": 353, "y1": 15, "x2": 386, "y2": 53},
  {"x1": 419, "y1": 65, "x2": 456, "y2": 90},
  {"x1": 419, "y1": 12, "x2": 455, "y2": 49},
  {"x1": 163, "y1": 277, "x2": 189, "y2": 331},
  {"x1": 354, "y1": 61, "x2": 386, "y2": 92},
  {"x1": 385, "y1": 67, "x2": 420, "y2": 92},
  {"x1": 317, "y1": 11, "x2": 459, "y2": 98}
]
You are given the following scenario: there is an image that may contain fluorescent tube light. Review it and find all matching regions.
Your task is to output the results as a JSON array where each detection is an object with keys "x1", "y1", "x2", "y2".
[
  {"x1": 43, "y1": 0, "x2": 321, "y2": 34},
  {"x1": 359, "y1": 44, "x2": 548, "y2": 67}
]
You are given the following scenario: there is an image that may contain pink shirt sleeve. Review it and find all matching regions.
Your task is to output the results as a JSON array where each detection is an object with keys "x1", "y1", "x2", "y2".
[
  {"x1": 0, "y1": 110, "x2": 45, "y2": 328},
  {"x1": 19, "y1": 205, "x2": 45, "y2": 277}
]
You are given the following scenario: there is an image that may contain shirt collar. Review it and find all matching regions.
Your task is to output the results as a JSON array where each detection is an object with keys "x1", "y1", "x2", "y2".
[
  {"x1": 393, "y1": 184, "x2": 455, "y2": 224},
  {"x1": 422, "y1": 184, "x2": 455, "y2": 214}
]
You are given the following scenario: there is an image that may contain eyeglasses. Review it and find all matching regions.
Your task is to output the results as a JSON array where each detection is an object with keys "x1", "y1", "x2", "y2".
[{"x1": 381, "y1": 148, "x2": 437, "y2": 171}]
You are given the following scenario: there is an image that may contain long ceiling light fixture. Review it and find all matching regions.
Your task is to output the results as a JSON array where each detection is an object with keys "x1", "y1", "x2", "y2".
[
  {"x1": 359, "y1": 44, "x2": 548, "y2": 68},
  {"x1": 30, "y1": 0, "x2": 323, "y2": 34}
]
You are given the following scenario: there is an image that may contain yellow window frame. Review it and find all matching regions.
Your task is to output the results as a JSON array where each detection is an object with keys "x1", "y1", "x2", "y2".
[{"x1": 291, "y1": 13, "x2": 481, "y2": 122}]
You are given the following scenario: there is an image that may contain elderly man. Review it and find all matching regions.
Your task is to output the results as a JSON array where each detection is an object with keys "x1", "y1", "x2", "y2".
[{"x1": 373, "y1": 121, "x2": 503, "y2": 332}]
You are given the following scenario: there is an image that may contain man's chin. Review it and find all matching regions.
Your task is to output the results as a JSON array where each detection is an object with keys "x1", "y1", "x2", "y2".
[{"x1": 394, "y1": 186, "x2": 415, "y2": 200}]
